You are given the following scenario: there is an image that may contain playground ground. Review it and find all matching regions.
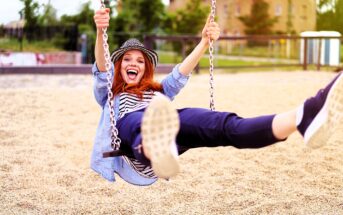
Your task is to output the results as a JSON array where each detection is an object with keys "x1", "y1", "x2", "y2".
[{"x1": 0, "y1": 71, "x2": 342, "y2": 214}]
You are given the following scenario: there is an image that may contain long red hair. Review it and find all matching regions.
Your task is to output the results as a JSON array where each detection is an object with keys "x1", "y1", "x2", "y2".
[{"x1": 112, "y1": 53, "x2": 163, "y2": 98}]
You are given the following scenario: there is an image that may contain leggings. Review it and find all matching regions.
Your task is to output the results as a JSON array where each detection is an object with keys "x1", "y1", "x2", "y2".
[{"x1": 117, "y1": 108, "x2": 282, "y2": 165}]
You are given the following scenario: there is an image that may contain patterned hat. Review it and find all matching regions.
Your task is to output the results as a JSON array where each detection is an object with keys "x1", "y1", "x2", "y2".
[{"x1": 111, "y1": 38, "x2": 158, "y2": 68}]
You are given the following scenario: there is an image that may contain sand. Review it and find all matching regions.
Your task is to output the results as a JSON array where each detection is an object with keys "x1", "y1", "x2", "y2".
[{"x1": 0, "y1": 71, "x2": 342, "y2": 214}]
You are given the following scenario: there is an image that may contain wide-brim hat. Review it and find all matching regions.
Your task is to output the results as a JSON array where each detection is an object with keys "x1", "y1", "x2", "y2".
[{"x1": 110, "y1": 38, "x2": 158, "y2": 68}]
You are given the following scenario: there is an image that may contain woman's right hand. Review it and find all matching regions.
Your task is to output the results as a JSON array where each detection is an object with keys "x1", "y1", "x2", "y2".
[
  {"x1": 94, "y1": 8, "x2": 111, "y2": 72},
  {"x1": 93, "y1": 8, "x2": 111, "y2": 30}
]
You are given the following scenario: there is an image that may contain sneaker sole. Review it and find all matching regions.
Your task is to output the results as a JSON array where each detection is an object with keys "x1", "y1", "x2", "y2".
[
  {"x1": 141, "y1": 94, "x2": 180, "y2": 179},
  {"x1": 306, "y1": 73, "x2": 343, "y2": 148}
]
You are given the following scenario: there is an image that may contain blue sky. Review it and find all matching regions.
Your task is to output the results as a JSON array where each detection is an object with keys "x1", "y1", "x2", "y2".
[{"x1": 0, "y1": 0, "x2": 169, "y2": 25}]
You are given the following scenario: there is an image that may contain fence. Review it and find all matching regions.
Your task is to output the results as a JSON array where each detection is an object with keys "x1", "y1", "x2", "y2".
[
  {"x1": 1, "y1": 30, "x2": 342, "y2": 74},
  {"x1": 0, "y1": 25, "x2": 79, "y2": 51},
  {"x1": 144, "y1": 35, "x2": 343, "y2": 73}
]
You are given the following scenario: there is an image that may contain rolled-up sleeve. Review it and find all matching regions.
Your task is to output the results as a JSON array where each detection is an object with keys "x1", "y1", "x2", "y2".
[
  {"x1": 161, "y1": 64, "x2": 190, "y2": 100},
  {"x1": 92, "y1": 62, "x2": 114, "y2": 107}
]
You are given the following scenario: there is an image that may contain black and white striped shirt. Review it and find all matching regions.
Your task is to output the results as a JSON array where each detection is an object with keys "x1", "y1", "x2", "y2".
[
  {"x1": 118, "y1": 91, "x2": 159, "y2": 179},
  {"x1": 118, "y1": 91, "x2": 157, "y2": 119}
]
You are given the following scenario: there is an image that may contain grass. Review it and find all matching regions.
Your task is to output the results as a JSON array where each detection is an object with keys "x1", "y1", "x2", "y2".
[
  {"x1": 157, "y1": 51, "x2": 274, "y2": 68},
  {"x1": 216, "y1": 40, "x2": 301, "y2": 60},
  {"x1": 198, "y1": 57, "x2": 273, "y2": 67},
  {"x1": 196, "y1": 64, "x2": 342, "y2": 74},
  {"x1": 0, "y1": 38, "x2": 62, "y2": 52},
  {"x1": 1, "y1": 37, "x2": 341, "y2": 70}
]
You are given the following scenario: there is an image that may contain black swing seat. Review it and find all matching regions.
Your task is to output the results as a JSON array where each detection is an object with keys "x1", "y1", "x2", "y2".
[
  {"x1": 103, "y1": 150, "x2": 127, "y2": 158},
  {"x1": 103, "y1": 146, "x2": 134, "y2": 158}
]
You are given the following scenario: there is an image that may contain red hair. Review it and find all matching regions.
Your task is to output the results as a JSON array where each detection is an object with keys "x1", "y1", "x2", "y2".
[{"x1": 112, "y1": 53, "x2": 163, "y2": 99}]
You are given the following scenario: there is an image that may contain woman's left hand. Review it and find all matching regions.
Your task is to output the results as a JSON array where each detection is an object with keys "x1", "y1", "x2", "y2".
[{"x1": 201, "y1": 15, "x2": 221, "y2": 45}]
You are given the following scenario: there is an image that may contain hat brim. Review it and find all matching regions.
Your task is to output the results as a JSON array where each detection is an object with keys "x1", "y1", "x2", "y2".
[{"x1": 110, "y1": 46, "x2": 158, "y2": 68}]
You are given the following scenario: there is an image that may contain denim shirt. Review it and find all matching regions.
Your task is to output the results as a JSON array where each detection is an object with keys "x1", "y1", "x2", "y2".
[{"x1": 90, "y1": 63, "x2": 189, "y2": 185}]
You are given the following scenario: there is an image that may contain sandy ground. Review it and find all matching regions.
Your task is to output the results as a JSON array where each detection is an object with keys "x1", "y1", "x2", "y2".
[{"x1": 0, "y1": 71, "x2": 343, "y2": 214}]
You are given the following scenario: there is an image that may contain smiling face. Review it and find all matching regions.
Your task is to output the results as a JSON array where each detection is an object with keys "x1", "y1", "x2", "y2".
[{"x1": 120, "y1": 49, "x2": 146, "y2": 85}]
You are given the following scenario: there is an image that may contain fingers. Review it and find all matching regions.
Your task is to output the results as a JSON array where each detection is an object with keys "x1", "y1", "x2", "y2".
[
  {"x1": 94, "y1": 8, "x2": 111, "y2": 29},
  {"x1": 202, "y1": 13, "x2": 220, "y2": 42},
  {"x1": 205, "y1": 14, "x2": 211, "y2": 27},
  {"x1": 205, "y1": 22, "x2": 220, "y2": 41}
]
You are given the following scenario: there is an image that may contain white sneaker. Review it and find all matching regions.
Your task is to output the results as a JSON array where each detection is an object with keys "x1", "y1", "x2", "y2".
[{"x1": 141, "y1": 93, "x2": 180, "y2": 179}]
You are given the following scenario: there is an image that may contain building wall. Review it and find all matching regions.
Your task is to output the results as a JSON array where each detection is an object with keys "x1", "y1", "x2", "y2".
[{"x1": 168, "y1": 0, "x2": 316, "y2": 35}]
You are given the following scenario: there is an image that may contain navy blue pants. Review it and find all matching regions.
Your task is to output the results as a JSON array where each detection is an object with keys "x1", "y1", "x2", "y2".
[{"x1": 117, "y1": 108, "x2": 281, "y2": 165}]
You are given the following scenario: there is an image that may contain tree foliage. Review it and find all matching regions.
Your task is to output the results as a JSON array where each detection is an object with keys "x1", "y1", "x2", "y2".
[
  {"x1": 238, "y1": 0, "x2": 278, "y2": 35},
  {"x1": 317, "y1": 0, "x2": 343, "y2": 34},
  {"x1": 163, "y1": 0, "x2": 209, "y2": 35},
  {"x1": 110, "y1": 0, "x2": 166, "y2": 46},
  {"x1": 20, "y1": 0, "x2": 40, "y2": 28},
  {"x1": 39, "y1": 1, "x2": 58, "y2": 26},
  {"x1": 317, "y1": 0, "x2": 336, "y2": 11},
  {"x1": 60, "y1": 2, "x2": 98, "y2": 61},
  {"x1": 162, "y1": 0, "x2": 209, "y2": 55},
  {"x1": 112, "y1": 0, "x2": 165, "y2": 33},
  {"x1": 17, "y1": 0, "x2": 219, "y2": 61},
  {"x1": 60, "y1": 1, "x2": 95, "y2": 29}
]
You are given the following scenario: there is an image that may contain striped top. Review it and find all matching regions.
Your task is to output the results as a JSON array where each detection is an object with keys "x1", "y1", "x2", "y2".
[
  {"x1": 118, "y1": 91, "x2": 158, "y2": 179},
  {"x1": 92, "y1": 63, "x2": 189, "y2": 184},
  {"x1": 118, "y1": 91, "x2": 157, "y2": 119},
  {"x1": 123, "y1": 157, "x2": 156, "y2": 179}
]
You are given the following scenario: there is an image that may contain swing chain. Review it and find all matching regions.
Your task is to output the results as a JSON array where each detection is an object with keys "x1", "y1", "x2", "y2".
[
  {"x1": 99, "y1": 0, "x2": 215, "y2": 150},
  {"x1": 100, "y1": 0, "x2": 121, "y2": 150},
  {"x1": 209, "y1": 0, "x2": 216, "y2": 111}
]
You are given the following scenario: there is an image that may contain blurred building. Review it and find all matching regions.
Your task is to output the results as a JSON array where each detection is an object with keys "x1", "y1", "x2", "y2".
[
  {"x1": 2, "y1": 20, "x2": 25, "y2": 38},
  {"x1": 168, "y1": 0, "x2": 316, "y2": 35}
]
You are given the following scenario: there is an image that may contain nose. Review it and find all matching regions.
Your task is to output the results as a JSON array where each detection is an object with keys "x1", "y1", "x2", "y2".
[{"x1": 129, "y1": 63, "x2": 137, "y2": 67}]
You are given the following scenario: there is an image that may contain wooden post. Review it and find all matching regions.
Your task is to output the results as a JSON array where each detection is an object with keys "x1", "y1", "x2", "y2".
[
  {"x1": 317, "y1": 37, "x2": 322, "y2": 71},
  {"x1": 181, "y1": 39, "x2": 186, "y2": 59},
  {"x1": 143, "y1": 34, "x2": 154, "y2": 50},
  {"x1": 303, "y1": 37, "x2": 308, "y2": 71}
]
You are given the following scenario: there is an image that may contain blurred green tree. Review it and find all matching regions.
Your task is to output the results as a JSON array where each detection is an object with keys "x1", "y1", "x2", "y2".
[
  {"x1": 20, "y1": 0, "x2": 40, "y2": 28},
  {"x1": 286, "y1": 0, "x2": 295, "y2": 34},
  {"x1": 317, "y1": 0, "x2": 343, "y2": 34},
  {"x1": 163, "y1": 0, "x2": 209, "y2": 35},
  {"x1": 59, "y1": 2, "x2": 96, "y2": 59},
  {"x1": 162, "y1": 0, "x2": 209, "y2": 56},
  {"x1": 238, "y1": 0, "x2": 278, "y2": 35},
  {"x1": 111, "y1": 0, "x2": 166, "y2": 45},
  {"x1": 39, "y1": 0, "x2": 58, "y2": 26},
  {"x1": 60, "y1": 1, "x2": 95, "y2": 29},
  {"x1": 136, "y1": 0, "x2": 166, "y2": 33}
]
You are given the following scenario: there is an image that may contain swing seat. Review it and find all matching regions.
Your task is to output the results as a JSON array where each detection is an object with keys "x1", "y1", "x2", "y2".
[
  {"x1": 103, "y1": 150, "x2": 127, "y2": 158},
  {"x1": 103, "y1": 146, "x2": 134, "y2": 158}
]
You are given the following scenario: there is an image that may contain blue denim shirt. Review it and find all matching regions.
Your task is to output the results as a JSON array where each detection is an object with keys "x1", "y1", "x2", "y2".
[{"x1": 90, "y1": 63, "x2": 189, "y2": 185}]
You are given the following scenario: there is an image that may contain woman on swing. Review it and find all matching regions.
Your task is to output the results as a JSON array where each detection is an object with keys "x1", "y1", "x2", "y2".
[{"x1": 91, "y1": 8, "x2": 343, "y2": 185}]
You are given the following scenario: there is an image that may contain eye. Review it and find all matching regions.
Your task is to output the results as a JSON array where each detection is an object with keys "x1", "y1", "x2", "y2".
[{"x1": 123, "y1": 57, "x2": 130, "y2": 61}]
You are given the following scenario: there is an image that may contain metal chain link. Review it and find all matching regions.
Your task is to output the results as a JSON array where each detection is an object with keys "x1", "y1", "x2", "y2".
[
  {"x1": 100, "y1": 0, "x2": 121, "y2": 150},
  {"x1": 209, "y1": 0, "x2": 216, "y2": 111}
]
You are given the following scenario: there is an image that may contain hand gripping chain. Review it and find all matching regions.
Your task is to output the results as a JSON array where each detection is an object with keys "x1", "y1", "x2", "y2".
[{"x1": 100, "y1": 0, "x2": 121, "y2": 152}]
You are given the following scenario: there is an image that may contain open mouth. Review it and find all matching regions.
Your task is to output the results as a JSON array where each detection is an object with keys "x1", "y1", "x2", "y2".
[{"x1": 127, "y1": 69, "x2": 138, "y2": 80}]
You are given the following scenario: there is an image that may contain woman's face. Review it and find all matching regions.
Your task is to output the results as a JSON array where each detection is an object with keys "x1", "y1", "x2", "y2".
[{"x1": 120, "y1": 49, "x2": 146, "y2": 85}]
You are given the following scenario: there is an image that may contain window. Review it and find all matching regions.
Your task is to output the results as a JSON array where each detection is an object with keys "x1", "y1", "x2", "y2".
[
  {"x1": 224, "y1": 4, "x2": 229, "y2": 18},
  {"x1": 235, "y1": 4, "x2": 241, "y2": 16},
  {"x1": 302, "y1": 4, "x2": 307, "y2": 20},
  {"x1": 289, "y1": 4, "x2": 295, "y2": 15},
  {"x1": 275, "y1": 4, "x2": 282, "y2": 16}
]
